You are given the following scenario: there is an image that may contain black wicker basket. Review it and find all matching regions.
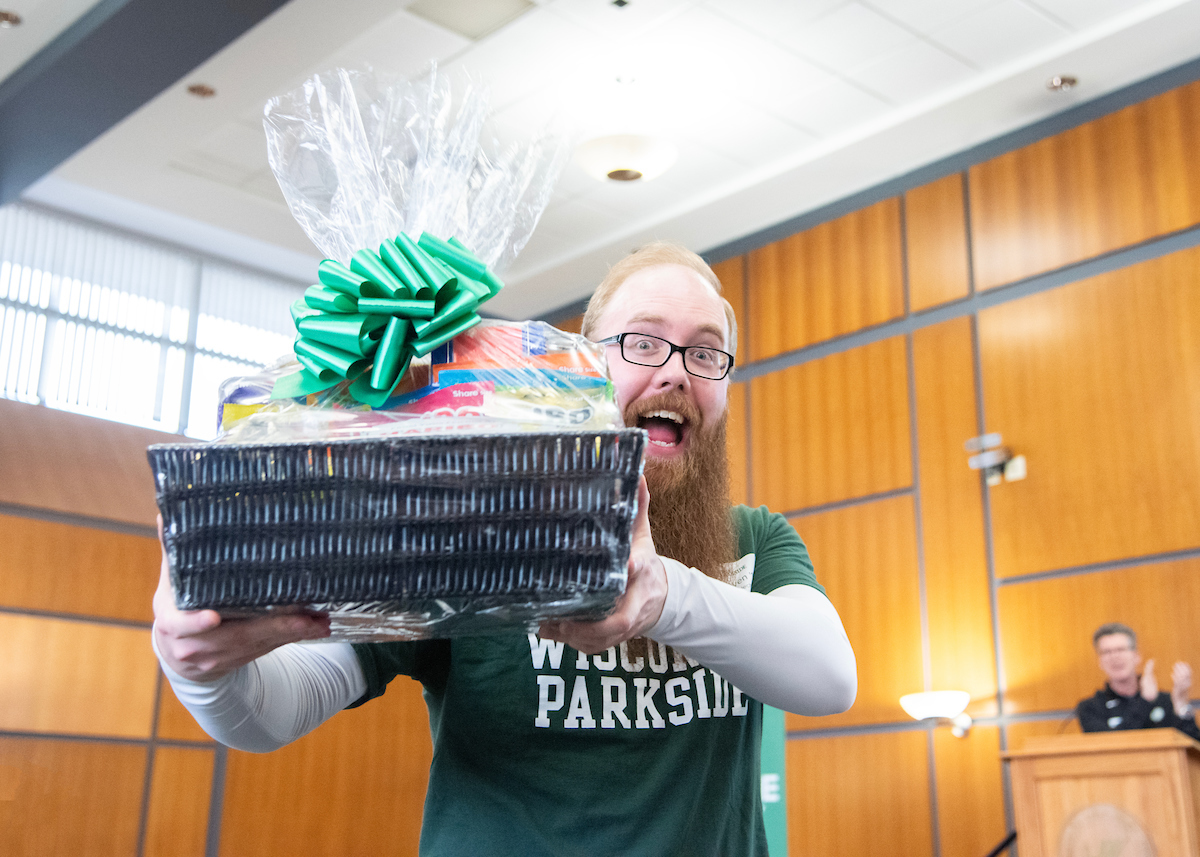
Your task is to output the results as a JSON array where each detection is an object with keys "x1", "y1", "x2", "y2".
[{"x1": 149, "y1": 429, "x2": 645, "y2": 640}]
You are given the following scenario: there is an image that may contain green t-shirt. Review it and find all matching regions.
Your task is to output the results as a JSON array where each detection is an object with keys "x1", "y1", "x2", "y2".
[{"x1": 352, "y1": 504, "x2": 821, "y2": 857}]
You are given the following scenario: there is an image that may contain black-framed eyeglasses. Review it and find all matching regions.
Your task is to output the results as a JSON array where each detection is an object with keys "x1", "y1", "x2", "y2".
[{"x1": 597, "y1": 333, "x2": 734, "y2": 380}]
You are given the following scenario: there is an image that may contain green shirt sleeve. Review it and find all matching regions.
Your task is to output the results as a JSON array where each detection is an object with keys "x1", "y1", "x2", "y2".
[
  {"x1": 733, "y1": 504, "x2": 825, "y2": 597},
  {"x1": 350, "y1": 638, "x2": 450, "y2": 707}
]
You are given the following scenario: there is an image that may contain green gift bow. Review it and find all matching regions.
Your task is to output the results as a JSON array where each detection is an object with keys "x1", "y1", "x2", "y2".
[{"x1": 271, "y1": 233, "x2": 503, "y2": 408}]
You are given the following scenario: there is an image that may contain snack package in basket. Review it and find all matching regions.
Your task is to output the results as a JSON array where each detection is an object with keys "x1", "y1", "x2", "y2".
[{"x1": 147, "y1": 67, "x2": 645, "y2": 641}]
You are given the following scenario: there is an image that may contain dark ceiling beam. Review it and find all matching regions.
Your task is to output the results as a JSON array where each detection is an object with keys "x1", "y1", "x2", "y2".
[{"x1": 0, "y1": 0, "x2": 294, "y2": 206}]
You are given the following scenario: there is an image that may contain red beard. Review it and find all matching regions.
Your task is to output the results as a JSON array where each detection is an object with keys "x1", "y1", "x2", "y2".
[{"x1": 623, "y1": 391, "x2": 737, "y2": 584}]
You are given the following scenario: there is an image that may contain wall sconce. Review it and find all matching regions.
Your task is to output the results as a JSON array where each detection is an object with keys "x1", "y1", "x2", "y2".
[
  {"x1": 965, "y1": 432, "x2": 1026, "y2": 486},
  {"x1": 900, "y1": 690, "x2": 972, "y2": 737}
]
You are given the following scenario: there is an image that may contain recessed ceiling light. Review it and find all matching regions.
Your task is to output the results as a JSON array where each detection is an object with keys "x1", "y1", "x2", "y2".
[
  {"x1": 1046, "y1": 75, "x2": 1078, "y2": 91},
  {"x1": 187, "y1": 83, "x2": 217, "y2": 98},
  {"x1": 0, "y1": 10, "x2": 22, "y2": 27},
  {"x1": 575, "y1": 135, "x2": 678, "y2": 183}
]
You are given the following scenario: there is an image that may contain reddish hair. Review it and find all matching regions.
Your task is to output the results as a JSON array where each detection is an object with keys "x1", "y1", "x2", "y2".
[{"x1": 581, "y1": 241, "x2": 738, "y2": 359}]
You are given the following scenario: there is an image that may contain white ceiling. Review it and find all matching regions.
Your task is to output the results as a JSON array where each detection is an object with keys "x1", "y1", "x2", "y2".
[{"x1": 13, "y1": 0, "x2": 1200, "y2": 319}]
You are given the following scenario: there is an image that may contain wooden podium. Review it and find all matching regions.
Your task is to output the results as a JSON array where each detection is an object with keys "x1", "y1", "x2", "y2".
[{"x1": 1005, "y1": 730, "x2": 1200, "y2": 857}]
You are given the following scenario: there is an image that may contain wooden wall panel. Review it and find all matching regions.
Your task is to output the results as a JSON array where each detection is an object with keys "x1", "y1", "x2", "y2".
[
  {"x1": 726, "y1": 381, "x2": 749, "y2": 506},
  {"x1": 969, "y1": 79, "x2": 1200, "y2": 290},
  {"x1": 748, "y1": 199, "x2": 905, "y2": 361},
  {"x1": 905, "y1": 173, "x2": 971, "y2": 311},
  {"x1": 787, "y1": 731, "x2": 933, "y2": 857},
  {"x1": 787, "y1": 496, "x2": 923, "y2": 730},
  {"x1": 913, "y1": 319, "x2": 997, "y2": 717},
  {"x1": 749, "y1": 336, "x2": 911, "y2": 513},
  {"x1": 997, "y1": 558, "x2": 1200, "y2": 715},
  {"x1": 0, "y1": 514, "x2": 158, "y2": 623},
  {"x1": 1005, "y1": 718, "x2": 1081, "y2": 754},
  {"x1": 979, "y1": 247, "x2": 1200, "y2": 578},
  {"x1": 220, "y1": 677, "x2": 432, "y2": 857},
  {"x1": 0, "y1": 614, "x2": 158, "y2": 737},
  {"x1": 711, "y1": 255, "x2": 747, "y2": 368},
  {"x1": 143, "y1": 747, "x2": 213, "y2": 857},
  {"x1": 933, "y1": 725, "x2": 1007, "y2": 857},
  {"x1": 0, "y1": 737, "x2": 146, "y2": 856},
  {"x1": 0, "y1": 397, "x2": 188, "y2": 527},
  {"x1": 156, "y1": 680, "x2": 214, "y2": 744}
]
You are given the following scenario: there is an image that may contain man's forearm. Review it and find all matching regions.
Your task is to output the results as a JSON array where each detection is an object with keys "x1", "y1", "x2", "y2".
[
  {"x1": 153, "y1": 633, "x2": 366, "y2": 752},
  {"x1": 647, "y1": 559, "x2": 857, "y2": 716}
]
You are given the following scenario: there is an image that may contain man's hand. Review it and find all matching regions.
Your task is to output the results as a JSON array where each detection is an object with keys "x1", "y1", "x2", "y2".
[
  {"x1": 153, "y1": 516, "x2": 330, "y2": 682},
  {"x1": 1140, "y1": 659, "x2": 1159, "y2": 701},
  {"x1": 539, "y1": 476, "x2": 666, "y2": 655},
  {"x1": 1172, "y1": 661, "x2": 1193, "y2": 717}
]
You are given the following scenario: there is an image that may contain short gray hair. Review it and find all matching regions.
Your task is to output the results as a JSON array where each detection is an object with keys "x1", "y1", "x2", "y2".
[{"x1": 1092, "y1": 622, "x2": 1137, "y2": 649}]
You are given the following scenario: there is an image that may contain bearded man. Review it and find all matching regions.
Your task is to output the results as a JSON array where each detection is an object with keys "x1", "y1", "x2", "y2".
[{"x1": 152, "y1": 242, "x2": 856, "y2": 857}]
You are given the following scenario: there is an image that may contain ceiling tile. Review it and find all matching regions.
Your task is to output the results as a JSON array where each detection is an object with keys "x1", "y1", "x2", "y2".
[
  {"x1": 545, "y1": 0, "x2": 699, "y2": 38},
  {"x1": 192, "y1": 122, "x2": 273, "y2": 174},
  {"x1": 701, "y1": 0, "x2": 846, "y2": 41},
  {"x1": 538, "y1": 196, "x2": 628, "y2": 238},
  {"x1": 675, "y1": 99, "x2": 820, "y2": 168},
  {"x1": 444, "y1": 7, "x2": 601, "y2": 111},
  {"x1": 847, "y1": 37, "x2": 976, "y2": 102},
  {"x1": 784, "y1": 2, "x2": 919, "y2": 70},
  {"x1": 241, "y1": 170, "x2": 288, "y2": 205},
  {"x1": 930, "y1": 0, "x2": 1070, "y2": 69},
  {"x1": 318, "y1": 8, "x2": 470, "y2": 78},
  {"x1": 510, "y1": 219, "x2": 574, "y2": 272},
  {"x1": 633, "y1": 6, "x2": 836, "y2": 121},
  {"x1": 1025, "y1": 0, "x2": 1151, "y2": 30},
  {"x1": 782, "y1": 76, "x2": 891, "y2": 136},
  {"x1": 168, "y1": 154, "x2": 253, "y2": 188},
  {"x1": 861, "y1": 0, "x2": 994, "y2": 34}
]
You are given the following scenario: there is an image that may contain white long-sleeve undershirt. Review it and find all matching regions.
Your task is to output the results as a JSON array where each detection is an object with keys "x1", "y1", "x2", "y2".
[
  {"x1": 647, "y1": 558, "x2": 856, "y2": 716},
  {"x1": 155, "y1": 563, "x2": 856, "y2": 750},
  {"x1": 152, "y1": 633, "x2": 364, "y2": 753}
]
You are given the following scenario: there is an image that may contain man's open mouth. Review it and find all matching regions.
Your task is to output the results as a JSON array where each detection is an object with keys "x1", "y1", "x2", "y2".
[{"x1": 638, "y1": 409, "x2": 687, "y2": 448}]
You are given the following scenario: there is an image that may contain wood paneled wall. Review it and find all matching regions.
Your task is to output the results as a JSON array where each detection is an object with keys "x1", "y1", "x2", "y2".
[
  {"x1": 0, "y1": 404, "x2": 434, "y2": 856},
  {"x1": 969, "y1": 80, "x2": 1200, "y2": 291},
  {"x1": 724, "y1": 74, "x2": 1200, "y2": 857},
  {"x1": 748, "y1": 198, "x2": 905, "y2": 361}
]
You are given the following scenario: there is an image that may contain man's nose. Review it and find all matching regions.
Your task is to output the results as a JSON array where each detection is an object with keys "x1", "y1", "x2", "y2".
[{"x1": 652, "y1": 350, "x2": 691, "y2": 389}]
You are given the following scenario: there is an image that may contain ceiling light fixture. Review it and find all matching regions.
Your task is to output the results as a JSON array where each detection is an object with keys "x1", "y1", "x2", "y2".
[
  {"x1": 1047, "y1": 75, "x2": 1078, "y2": 91},
  {"x1": 574, "y1": 134, "x2": 677, "y2": 183},
  {"x1": 187, "y1": 83, "x2": 217, "y2": 98},
  {"x1": 0, "y1": 10, "x2": 22, "y2": 27}
]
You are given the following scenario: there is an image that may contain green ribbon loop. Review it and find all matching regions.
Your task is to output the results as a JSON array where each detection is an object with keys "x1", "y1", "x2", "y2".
[
  {"x1": 295, "y1": 337, "x2": 368, "y2": 378},
  {"x1": 412, "y1": 311, "x2": 481, "y2": 357},
  {"x1": 370, "y1": 316, "x2": 411, "y2": 391},
  {"x1": 304, "y1": 285, "x2": 357, "y2": 314},
  {"x1": 356, "y1": 298, "x2": 436, "y2": 318},
  {"x1": 317, "y1": 259, "x2": 368, "y2": 295},
  {"x1": 379, "y1": 240, "x2": 421, "y2": 297},
  {"x1": 396, "y1": 232, "x2": 456, "y2": 297},
  {"x1": 350, "y1": 249, "x2": 407, "y2": 297},
  {"x1": 296, "y1": 313, "x2": 387, "y2": 356},
  {"x1": 272, "y1": 232, "x2": 499, "y2": 405},
  {"x1": 419, "y1": 232, "x2": 490, "y2": 281}
]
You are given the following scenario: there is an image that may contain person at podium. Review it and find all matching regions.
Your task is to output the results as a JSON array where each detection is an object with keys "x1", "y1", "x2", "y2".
[{"x1": 1076, "y1": 622, "x2": 1200, "y2": 740}]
